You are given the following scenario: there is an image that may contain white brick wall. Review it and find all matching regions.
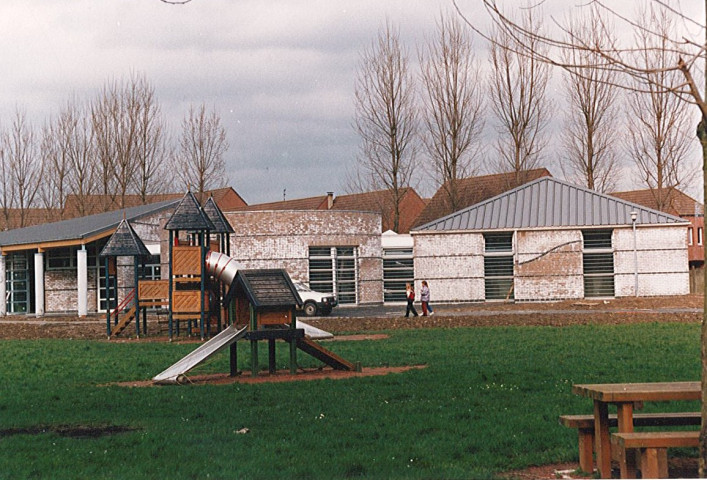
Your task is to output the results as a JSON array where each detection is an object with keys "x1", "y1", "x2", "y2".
[
  {"x1": 413, "y1": 225, "x2": 689, "y2": 302},
  {"x1": 224, "y1": 210, "x2": 383, "y2": 304},
  {"x1": 413, "y1": 232, "x2": 485, "y2": 302},
  {"x1": 613, "y1": 226, "x2": 689, "y2": 297},
  {"x1": 515, "y1": 230, "x2": 584, "y2": 301}
]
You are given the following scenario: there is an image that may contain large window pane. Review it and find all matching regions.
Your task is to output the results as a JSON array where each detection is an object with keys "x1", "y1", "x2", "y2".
[
  {"x1": 383, "y1": 248, "x2": 413, "y2": 302},
  {"x1": 308, "y1": 246, "x2": 358, "y2": 304}
]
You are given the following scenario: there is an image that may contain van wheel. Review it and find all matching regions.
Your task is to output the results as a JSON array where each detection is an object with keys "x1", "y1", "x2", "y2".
[{"x1": 303, "y1": 301, "x2": 318, "y2": 317}]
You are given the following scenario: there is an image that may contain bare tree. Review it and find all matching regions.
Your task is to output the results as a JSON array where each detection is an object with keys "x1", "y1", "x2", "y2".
[
  {"x1": 488, "y1": 6, "x2": 551, "y2": 184},
  {"x1": 354, "y1": 19, "x2": 418, "y2": 232},
  {"x1": 625, "y1": 5, "x2": 696, "y2": 209},
  {"x1": 133, "y1": 80, "x2": 170, "y2": 201},
  {"x1": 455, "y1": 0, "x2": 707, "y2": 472},
  {"x1": 42, "y1": 98, "x2": 98, "y2": 218},
  {"x1": 91, "y1": 74, "x2": 159, "y2": 210},
  {"x1": 419, "y1": 11, "x2": 485, "y2": 213},
  {"x1": 39, "y1": 114, "x2": 71, "y2": 219},
  {"x1": 0, "y1": 109, "x2": 42, "y2": 228},
  {"x1": 559, "y1": 7, "x2": 621, "y2": 192},
  {"x1": 176, "y1": 103, "x2": 228, "y2": 196}
]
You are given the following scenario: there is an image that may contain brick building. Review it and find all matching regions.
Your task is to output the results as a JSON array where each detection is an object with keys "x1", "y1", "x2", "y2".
[
  {"x1": 0, "y1": 200, "x2": 177, "y2": 316},
  {"x1": 234, "y1": 188, "x2": 425, "y2": 234},
  {"x1": 611, "y1": 188, "x2": 704, "y2": 267},
  {"x1": 412, "y1": 177, "x2": 690, "y2": 302},
  {"x1": 223, "y1": 209, "x2": 383, "y2": 305}
]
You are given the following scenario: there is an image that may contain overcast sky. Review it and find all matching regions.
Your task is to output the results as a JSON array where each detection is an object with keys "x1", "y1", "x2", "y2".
[{"x1": 0, "y1": 1, "x2": 703, "y2": 205}]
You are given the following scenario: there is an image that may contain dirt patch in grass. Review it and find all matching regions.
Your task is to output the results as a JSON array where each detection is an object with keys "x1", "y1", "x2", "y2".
[
  {"x1": 0, "y1": 424, "x2": 138, "y2": 439},
  {"x1": 502, "y1": 456, "x2": 698, "y2": 479},
  {"x1": 113, "y1": 365, "x2": 426, "y2": 388}
]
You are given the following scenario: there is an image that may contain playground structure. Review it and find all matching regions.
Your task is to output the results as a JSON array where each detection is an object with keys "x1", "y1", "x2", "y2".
[{"x1": 100, "y1": 191, "x2": 356, "y2": 383}]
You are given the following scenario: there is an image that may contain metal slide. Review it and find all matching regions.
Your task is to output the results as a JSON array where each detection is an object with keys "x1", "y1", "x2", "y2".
[{"x1": 152, "y1": 324, "x2": 248, "y2": 384}]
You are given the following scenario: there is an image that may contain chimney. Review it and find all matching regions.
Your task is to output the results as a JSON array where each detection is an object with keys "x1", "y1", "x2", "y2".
[{"x1": 327, "y1": 192, "x2": 334, "y2": 209}]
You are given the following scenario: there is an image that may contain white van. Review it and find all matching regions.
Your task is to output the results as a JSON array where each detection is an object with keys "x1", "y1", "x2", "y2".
[{"x1": 293, "y1": 281, "x2": 338, "y2": 316}]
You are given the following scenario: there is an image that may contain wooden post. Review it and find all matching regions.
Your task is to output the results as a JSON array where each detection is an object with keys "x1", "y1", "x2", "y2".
[
  {"x1": 268, "y1": 339, "x2": 276, "y2": 374},
  {"x1": 250, "y1": 305, "x2": 258, "y2": 377},
  {"x1": 199, "y1": 230, "x2": 209, "y2": 340},
  {"x1": 594, "y1": 400, "x2": 611, "y2": 479},
  {"x1": 289, "y1": 307, "x2": 297, "y2": 374},
  {"x1": 230, "y1": 342, "x2": 238, "y2": 377},
  {"x1": 168, "y1": 230, "x2": 174, "y2": 340},
  {"x1": 105, "y1": 256, "x2": 111, "y2": 337},
  {"x1": 134, "y1": 259, "x2": 140, "y2": 337}
]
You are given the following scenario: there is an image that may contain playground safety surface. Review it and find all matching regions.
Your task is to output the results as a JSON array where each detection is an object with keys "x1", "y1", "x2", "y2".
[{"x1": 112, "y1": 365, "x2": 427, "y2": 388}]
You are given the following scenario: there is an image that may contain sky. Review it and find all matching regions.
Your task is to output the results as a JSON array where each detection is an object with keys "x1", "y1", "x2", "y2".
[{"x1": 0, "y1": 1, "x2": 704, "y2": 205}]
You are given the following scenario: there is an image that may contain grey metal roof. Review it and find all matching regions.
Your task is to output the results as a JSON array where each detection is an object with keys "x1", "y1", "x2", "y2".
[
  {"x1": 99, "y1": 219, "x2": 152, "y2": 257},
  {"x1": 413, "y1": 177, "x2": 688, "y2": 232},
  {"x1": 0, "y1": 199, "x2": 178, "y2": 249},
  {"x1": 202, "y1": 197, "x2": 234, "y2": 234},
  {"x1": 164, "y1": 191, "x2": 215, "y2": 231}
]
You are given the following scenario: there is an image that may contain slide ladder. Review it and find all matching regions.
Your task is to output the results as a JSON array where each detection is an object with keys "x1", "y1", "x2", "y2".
[
  {"x1": 111, "y1": 305, "x2": 137, "y2": 337},
  {"x1": 292, "y1": 337, "x2": 355, "y2": 371}
]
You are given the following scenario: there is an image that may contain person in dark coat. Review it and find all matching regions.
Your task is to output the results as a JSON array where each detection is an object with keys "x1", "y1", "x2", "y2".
[{"x1": 405, "y1": 283, "x2": 418, "y2": 317}]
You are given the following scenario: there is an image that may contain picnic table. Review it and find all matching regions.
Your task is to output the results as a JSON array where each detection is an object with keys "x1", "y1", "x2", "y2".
[{"x1": 571, "y1": 381, "x2": 700, "y2": 478}]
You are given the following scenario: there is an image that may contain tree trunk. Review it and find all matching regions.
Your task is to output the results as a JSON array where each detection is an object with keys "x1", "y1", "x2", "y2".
[{"x1": 698, "y1": 119, "x2": 707, "y2": 478}]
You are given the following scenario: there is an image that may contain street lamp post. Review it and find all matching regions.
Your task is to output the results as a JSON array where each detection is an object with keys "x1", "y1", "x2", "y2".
[{"x1": 630, "y1": 211, "x2": 638, "y2": 297}]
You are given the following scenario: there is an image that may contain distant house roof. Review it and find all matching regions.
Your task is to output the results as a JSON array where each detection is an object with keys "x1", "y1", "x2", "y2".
[
  {"x1": 164, "y1": 191, "x2": 215, "y2": 231},
  {"x1": 99, "y1": 219, "x2": 152, "y2": 257},
  {"x1": 64, "y1": 186, "x2": 247, "y2": 218},
  {"x1": 0, "y1": 199, "x2": 178, "y2": 252},
  {"x1": 232, "y1": 187, "x2": 426, "y2": 233},
  {"x1": 413, "y1": 177, "x2": 687, "y2": 232},
  {"x1": 412, "y1": 168, "x2": 552, "y2": 228},
  {"x1": 202, "y1": 197, "x2": 234, "y2": 234},
  {"x1": 224, "y1": 269, "x2": 302, "y2": 310},
  {"x1": 611, "y1": 188, "x2": 704, "y2": 217},
  {"x1": 231, "y1": 195, "x2": 329, "y2": 212}
]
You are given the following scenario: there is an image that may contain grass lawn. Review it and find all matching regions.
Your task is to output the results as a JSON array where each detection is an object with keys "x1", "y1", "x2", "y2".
[{"x1": 0, "y1": 322, "x2": 700, "y2": 479}]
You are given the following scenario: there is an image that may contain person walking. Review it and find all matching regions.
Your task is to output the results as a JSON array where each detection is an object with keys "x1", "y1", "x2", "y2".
[
  {"x1": 420, "y1": 280, "x2": 434, "y2": 316},
  {"x1": 405, "y1": 283, "x2": 418, "y2": 317}
]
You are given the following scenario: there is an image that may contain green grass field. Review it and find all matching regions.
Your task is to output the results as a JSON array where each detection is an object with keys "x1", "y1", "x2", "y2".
[{"x1": 0, "y1": 322, "x2": 700, "y2": 479}]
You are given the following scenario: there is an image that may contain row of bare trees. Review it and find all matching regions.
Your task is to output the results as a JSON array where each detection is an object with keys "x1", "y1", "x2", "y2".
[
  {"x1": 453, "y1": 0, "x2": 707, "y2": 472},
  {"x1": 0, "y1": 73, "x2": 230, "y2": 228},
  {"x1": 353, "y1": 6, "x2": 699, "y2": 230}
]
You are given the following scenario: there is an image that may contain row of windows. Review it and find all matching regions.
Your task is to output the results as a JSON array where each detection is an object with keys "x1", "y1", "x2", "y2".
[
  {"x1": 483, "y1": 230, "x2": 614, "y2": 299},
  {"x1": 688, "y1": 227, "x2": 704, "y2": 246}
]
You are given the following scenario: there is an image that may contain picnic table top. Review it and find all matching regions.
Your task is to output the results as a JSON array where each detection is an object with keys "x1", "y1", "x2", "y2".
[{"x1": 572, "y1": 381, "x2": 700, "y2": 403}]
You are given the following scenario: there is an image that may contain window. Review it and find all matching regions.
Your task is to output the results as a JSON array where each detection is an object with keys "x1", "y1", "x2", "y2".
[
  {"x1": 6, "y1": 252, "x2": 29, "y2": 313},
  {"x1": 383, "y1": 248, "x2": 413, "y2": 302},
  {"x1": 484, "y1": 233, "x2": 514, "y2": 300},
  {"x1": 47, "y1": 247, "x2": 77, "y2": 270},
  {"x1": 308, "y1": 246, "x2": 359, "y2": 304},
  {"x1": 699, "y1": 227, "x2": 703, "y2": 246},
  {"x1": 143, "y1": 255, "x2": 162, "y2": 280},
  {"x1": 688, "y1": 227, "x2": 694, "y2": 246},
  {"x1": 582, "y1": 230, "x2": 614, "y2": 297}
]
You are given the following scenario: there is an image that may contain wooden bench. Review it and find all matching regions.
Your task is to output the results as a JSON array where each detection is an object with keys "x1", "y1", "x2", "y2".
[
  {"x1": 611, "y1": 430, "x2": 699, "y2": 478},
  {"x1": 558, "y1": 412, "x2": 700, "y2": 473}
]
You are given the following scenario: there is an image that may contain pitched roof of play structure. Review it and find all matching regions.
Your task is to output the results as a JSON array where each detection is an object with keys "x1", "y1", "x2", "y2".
[
  {"x1": 225, "y1": 269, "x2": 303, "y2": 309},
  {"x1": 99, "y1": 218, "x2": 152, "y2": 258},
  {"x1": 0, "y1": 199, "x2": 179, "y2": 251},
  {"x1": 202, "y1": 197, "x2": 235, "y2": 234},
  {"x1": 413, "y1": 177, "x2": 688, "y2": 232},
  {"x1": 164, "y1": 191, "x2": 215, "y2": 231}
]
